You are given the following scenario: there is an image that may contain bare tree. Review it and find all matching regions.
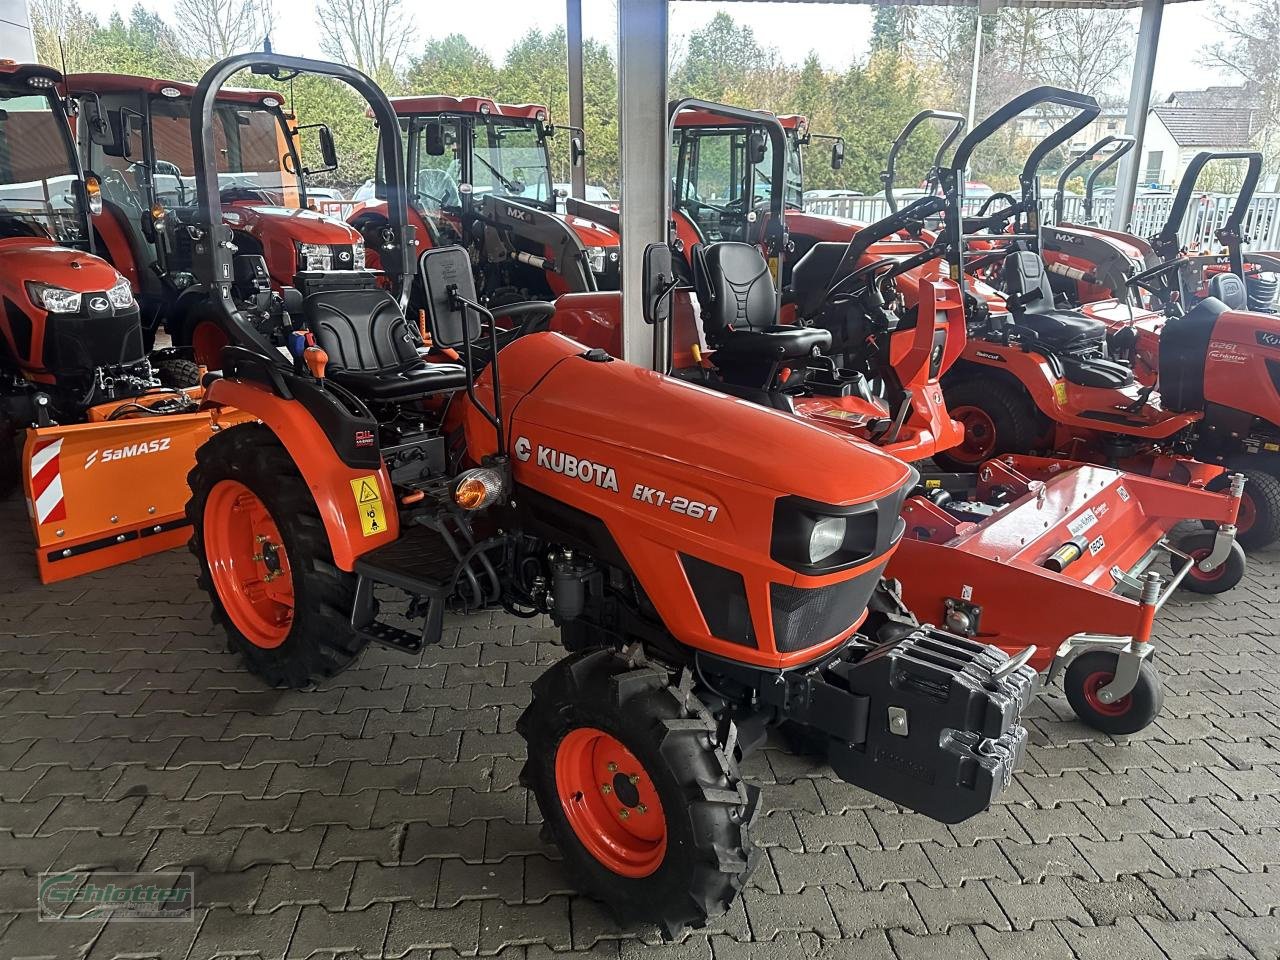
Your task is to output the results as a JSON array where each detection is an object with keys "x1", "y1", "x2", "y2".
[
  {"x1": 172, "y1": 0, "x2": 274, "y2": 61},
  {"x1": 1033, "y1": 9, "x2": 1134, "y2": 101},
  {"x1": 1200, "y1": 0, "x2": 1280, "y2": 166},
  {"x1": 315, "y1": 0, "x2": 418, "y2": 86},
  {"x1": 29, "y1": 0, "x2": 99, "y2": 71}
]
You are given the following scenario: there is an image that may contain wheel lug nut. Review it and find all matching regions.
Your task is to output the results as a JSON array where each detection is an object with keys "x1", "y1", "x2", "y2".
[
  {"x1": 619, "y1": 808, "x2": 630, "y2": 819},
  {"x1": 601, "y1": 784, "x2": 611, "y2": 795},
  {"x1": 607, "y1": 762, "x2": 618, "y2": 772},
  {"x1": 629, "y1": 774, "x2": 639, "y2": 785},
  {"x1": 637, "y1": 804, "x2": 647, "y2": 815}
]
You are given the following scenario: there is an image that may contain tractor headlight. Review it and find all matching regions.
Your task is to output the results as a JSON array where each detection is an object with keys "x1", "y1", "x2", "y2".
[
  {"x1": 296, "y1": 242, "x2": 332, "y2": 271},
  {"x1": 26, "y1": 282, "x2": 82, "y2": 314},
  {"x1": 107, "y1": 275, "x2": 135, "y2": 310},
  {"x1": 352, "y1": 239, "x2": 366, "y2": 269},
  {"x1": 587, "y1": 245, "x2": 606, "y2": 273},
  {"x1": 807, "y1": 516, "x2": 847, "y2": 564}
]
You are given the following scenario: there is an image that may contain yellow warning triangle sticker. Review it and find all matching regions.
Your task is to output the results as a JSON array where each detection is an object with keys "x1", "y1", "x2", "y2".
[{"x1": 357, "y1": 480, "x2": 380, "y2": 503}]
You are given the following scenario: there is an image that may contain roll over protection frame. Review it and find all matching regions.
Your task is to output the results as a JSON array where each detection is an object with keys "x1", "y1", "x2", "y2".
[
  {"x1": 662, "y1": 98, "x2": 790, "y2": 374},
  {"x1": 938, "y1": 86, "x2": 1100, "y2": 300},
  {"x1": 188, "y1": 52, "x2": 415, "y2": 358},
  {"x1": 1152, "y1": 150, "x2": 1264, "y2": 280},
  {"x1": 1053, "y1": 134, "x2": 1134, "y2": 224},
  {"x1": 883, "y1": 110, "x2": 965, "y2": 214}
]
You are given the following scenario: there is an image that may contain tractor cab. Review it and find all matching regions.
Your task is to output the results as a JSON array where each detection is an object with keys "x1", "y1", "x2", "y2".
[
  {"x1": 63, "y1": 73, "x2": 365, "y2": 364},
  {"x1": 353, "y1": 96, "x2": 618, "y2": 305}
]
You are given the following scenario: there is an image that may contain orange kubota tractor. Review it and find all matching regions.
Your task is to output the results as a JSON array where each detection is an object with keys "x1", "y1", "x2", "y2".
[
  {"x1": 0, "y1": 62, "x2": 243, "y2": 582},
  {"x1": 62, "y1": 72, "x2": 366, "y2": 368},
  {"x1": 183, "y1": 52, "x2": 1035, "y2": 937},
  {"x1": 348, "y1": 95, "x2": 620, "y2": 310},
  {"x1": 558, "y1": 99, "x2": 1248, "y2": 736}
]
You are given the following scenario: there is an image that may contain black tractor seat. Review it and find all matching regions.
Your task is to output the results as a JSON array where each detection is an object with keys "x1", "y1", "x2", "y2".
[
  {"x1": 692, "y1": 241, "x2": 832, "y2": 386},
  {"x1": 305, "y1": 286, "x2": 468, "y2": 401},
  {"x1": 1003, "y1": 250, "x2": 1108, "y2": 349}
]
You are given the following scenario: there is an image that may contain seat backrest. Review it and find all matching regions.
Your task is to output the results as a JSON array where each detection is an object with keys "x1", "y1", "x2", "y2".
[
  {"x1": 691, "y1": 241, "x2": 777, "y2": 343},
  {"x1": 1206, "y1": 272, "x2": 1247, "y2": 310},
  {"x1": 1159, "y1": 296, "x2": 1226, "y2": 413},
  {"x1": 305, "y1": 288, "x2": 420, "y2": 373},
  {"x1": 1003, "y1": 250, "x2": 1056, "y2": 314}
]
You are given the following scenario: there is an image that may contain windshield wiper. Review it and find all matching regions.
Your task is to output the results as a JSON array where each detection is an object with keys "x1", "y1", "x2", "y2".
[{"x1": 473, "y1": 153, "x2": 521, "y2": 193}]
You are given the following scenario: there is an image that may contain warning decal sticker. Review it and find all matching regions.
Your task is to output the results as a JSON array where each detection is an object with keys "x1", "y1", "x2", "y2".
[{"x1": 350, "y1": 476, "x2": 387, "y2": 537}]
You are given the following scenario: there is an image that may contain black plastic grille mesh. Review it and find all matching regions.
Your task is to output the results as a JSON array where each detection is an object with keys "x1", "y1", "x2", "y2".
[{"x1": 769, "y1": 562, "x2": 884, "y2": 653}]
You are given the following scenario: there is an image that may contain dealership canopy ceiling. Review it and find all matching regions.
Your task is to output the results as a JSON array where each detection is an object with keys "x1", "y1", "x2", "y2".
[{"x1": 680, "y1": 0, "x2": 1194, "y2": 8}]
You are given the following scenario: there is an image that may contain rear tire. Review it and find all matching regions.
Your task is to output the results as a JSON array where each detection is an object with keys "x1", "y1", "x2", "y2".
[
  {"x1": 1203, "y1": 468, "x2": 1280, "y2": 551},
  {"x1": 155, "y1": 356, "x2": 202, "y2": 389},
  {"x1": 1175, "y1": 530, "x2": 1247, "y2": 595},
  {"x1": 934, "y1": 377, "x2": 1039, "y2": 471},
  {"x1": 1064, "y1": 650, "x2": 1163, "y2": 735},
  {"x1": 187, "y1": 423, "x2": 369, "y2": 687},
  {"x1": 518, "y1": 648, "x2": 759, "y2": 938}
]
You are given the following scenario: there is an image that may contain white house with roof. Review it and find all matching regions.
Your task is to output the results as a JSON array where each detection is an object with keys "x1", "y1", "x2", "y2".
[{"x1": 1140, "y1": 83, "x2": 1265, "y2": 190}]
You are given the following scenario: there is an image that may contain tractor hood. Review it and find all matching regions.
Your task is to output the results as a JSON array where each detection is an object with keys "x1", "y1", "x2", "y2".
[
  {"x1": 222, "y1": 204, "x2": 361, "y2": 287},
  {"x1": 222, "y1": 203, "x2": 361, "y2": 245},
  {"x1": 0, "y1": 238, "x2": 123, "y2": 293},
  {"x1": 557, "y1": 212, "x2": 619, "y2": 248},
  {"x1": 485, "y1": 333, "x2": 914, "y2": 508}
]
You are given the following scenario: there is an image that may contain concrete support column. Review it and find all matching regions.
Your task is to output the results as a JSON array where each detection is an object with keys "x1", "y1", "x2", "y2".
[
  {"x1": 566, "y1": 0, "x2": 586, "y2": 200},
  {"x1": 1112, "y1": 0, "x2": 1163, "y2": 230}
]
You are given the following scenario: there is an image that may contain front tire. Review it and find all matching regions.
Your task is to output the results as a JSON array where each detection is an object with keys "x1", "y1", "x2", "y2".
[
  {"x1": 1175, "y1": 530, "x2": 1247, "y2": 595},
  {"x1": 1064, "y1": 650, "x2": 1163, "y2": 735},
  {"x1": 1204, "y1": 468, "x2": 1280, "y2": 550},
  {"x1": 518, "y1": 648, "x2": 759, "y2": 938},
  {"x1": 154, "y1": 355, "x2": 202, "y2": 389},
  {"x1": 187, "y1": 423, "x2": 369, "y2": 687},
  {"x1": 934, "y1": 377, "x2": 1039, "y2": 471}
]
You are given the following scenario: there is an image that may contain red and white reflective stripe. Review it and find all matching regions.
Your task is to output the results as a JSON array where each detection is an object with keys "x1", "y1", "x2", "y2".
[{"x1": 30, "y1": 438, "x2": 66, "y2": 525}]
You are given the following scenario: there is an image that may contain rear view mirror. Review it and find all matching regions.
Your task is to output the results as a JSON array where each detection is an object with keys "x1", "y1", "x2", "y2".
[
  {"x1": 748, "y1": 130, "x2": 767, "y2": 165},
  {"x1": 642, "y1": 242, "x2": 675, "y2": 326},
  {"x1": 571, "y1": 135, "x2": 585, "y2": 168},
  {"x1": 424, "y1": 121, "x2": 446, "y2": 157},
  {"x1": 831, "y1": 140, "x2": 845, "y2": 171},
  {"x1": 420, "y1": 245, "x2": 481, "y2": 348},
  {"x1": 317, "y1": 125, "x2": 338, "y2": 170},
  {"x1": 104, "y1": 108, "x2": 136, "y2": 159}
]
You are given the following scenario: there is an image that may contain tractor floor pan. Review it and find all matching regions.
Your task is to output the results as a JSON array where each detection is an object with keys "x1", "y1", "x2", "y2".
[{"x1": 888, "y1": 455, "x2": 1240, "y2": 674}]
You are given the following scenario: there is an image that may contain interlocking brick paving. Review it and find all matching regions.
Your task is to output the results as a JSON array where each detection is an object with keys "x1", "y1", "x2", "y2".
[{"x1": 0, "y1": 495, "x2": 1277, "y2": 959}]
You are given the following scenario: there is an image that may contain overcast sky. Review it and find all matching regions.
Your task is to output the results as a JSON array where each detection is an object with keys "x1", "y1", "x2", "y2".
[{"x1": 95, "y1": 0, "x2": 1224, "y2": 98}]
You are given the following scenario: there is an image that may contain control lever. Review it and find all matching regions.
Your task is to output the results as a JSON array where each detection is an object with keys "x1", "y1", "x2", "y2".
[{"x1": 303, "y1": 345, "x2": 329, "y2": 386}]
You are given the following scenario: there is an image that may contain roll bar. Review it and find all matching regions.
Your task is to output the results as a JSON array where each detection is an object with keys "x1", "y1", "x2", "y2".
[
  {"x1": 1152, "y1": 150, "x2": 1264, "y2": 279},
  {"x1": 1053, "y1": 134, "x2": 1134, "y2": 224},
  {"x1": 189, "y1": 53, "x2": 414, "y2": 356},
  {"x1": 882, "y1": 109, "x2": 965, "y2": 213},
  {"x1": 939, "y1": 86, "x2": 1099, "y2": 295}
]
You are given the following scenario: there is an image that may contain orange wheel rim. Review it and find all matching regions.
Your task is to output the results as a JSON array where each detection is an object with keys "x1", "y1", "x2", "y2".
[
  {"x1": 951, "y1": 405, "x2": 998, "y2": 463},
  {"x1": 203, "y1": 479, "x2": 294, "y2": 649},
  {"x1": 192, "y1": 320, "x2": 230, "y2": 369},
  {"x1": 555, "y1": 727, "x2": 667, "y2": 878}
]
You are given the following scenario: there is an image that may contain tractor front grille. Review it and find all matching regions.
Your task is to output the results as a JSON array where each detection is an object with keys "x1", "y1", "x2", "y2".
[{"x1": 770, "y1": 560, "x2": 888, "y2": 653}]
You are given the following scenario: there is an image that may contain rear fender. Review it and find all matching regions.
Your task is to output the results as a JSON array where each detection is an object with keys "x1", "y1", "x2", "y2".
[{"x1": 204, "y1": 378, "x2": 400, "y2": 570}]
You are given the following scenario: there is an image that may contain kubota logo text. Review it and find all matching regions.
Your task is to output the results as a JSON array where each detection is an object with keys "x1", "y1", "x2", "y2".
[
  {"x1": 85, "y1": 437, "x2": 172, "y2": 469},
  {"x1": 517, "y1": 435, "x2": 619, "y2": 491}
]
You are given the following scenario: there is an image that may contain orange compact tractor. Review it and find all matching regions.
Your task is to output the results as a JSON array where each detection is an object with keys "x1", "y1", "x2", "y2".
[
  {"x1": 0, "y1": 62, "x2": 241, "y2": 582},
  {"x1": 929, "y1": 88, "x2": 1280, "y2": 549},
  {"x1": 184, "y1": 53, "x2": 1035, "y2": 937},
  {"x1": 349, "y1": 95, "x2": 619, "y2": 308},
  {"x1": 62, "y1": 72, "x2": 365, "y2": 367},
  {"x1": 557, "y1": 99, "x2": 1247, "y2": 735}
]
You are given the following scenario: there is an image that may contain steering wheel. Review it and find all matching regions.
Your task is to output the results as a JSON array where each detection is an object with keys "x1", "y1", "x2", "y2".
[
  {"x1": 976, "y1": 192, "x2": 1018, "y2": 217},
  {"x1": 220, "y1": 186, "x2": 276, "y2": 204},
  {"x1": 1128, "y1": 257, "x2": 1188, "y2": 295},
  {"x1": 492, "y1": 301, "x2": 556, "y2": 337},
  {"x1": 416, "y1": 168, "x2": 461, "y2": 207}
]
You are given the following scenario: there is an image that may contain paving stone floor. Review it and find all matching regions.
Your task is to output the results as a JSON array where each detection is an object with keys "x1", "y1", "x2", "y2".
[{"x1": 0, "y1": 495, "x2": 1278, "y2": 960}]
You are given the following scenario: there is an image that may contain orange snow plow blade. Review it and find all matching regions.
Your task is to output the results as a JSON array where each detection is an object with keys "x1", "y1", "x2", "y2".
[{"x1": 21, "y1": 393, "x2": 250, "y2": 583}]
